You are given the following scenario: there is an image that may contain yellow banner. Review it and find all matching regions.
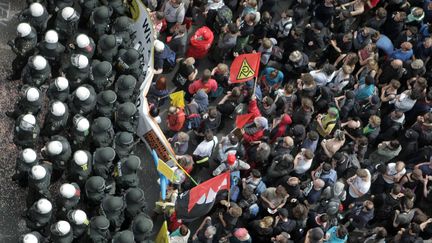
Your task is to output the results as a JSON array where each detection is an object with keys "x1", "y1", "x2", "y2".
[
  {"x1": 157, "y1": 159, "x2": 175, "y2": 181},
  {"x1": 155, "y1": 221, "x2": 169, "y2": 243}
]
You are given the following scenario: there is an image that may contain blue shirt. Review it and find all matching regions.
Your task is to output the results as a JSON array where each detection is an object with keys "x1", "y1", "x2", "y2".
[
  {"x1": 262, "y1": 67, "x2": 284, "y2": 87},
  {"x1": 325, "y1": 226, "x2": 348, "y2": 243},
  {"x1": 355, "y1": 84, "x2": 375, "y2": 101},
  {"x1": 376, "y1": 35, "x2": 394, "y2": 56},
  {"x1": 390, "y1": 49, "x2": 414, "y2": 62}
]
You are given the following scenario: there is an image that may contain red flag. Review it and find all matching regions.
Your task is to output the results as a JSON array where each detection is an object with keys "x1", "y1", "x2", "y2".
[
  {"x1": 230, "y1": 53, "x2": 261, "y2": 83},
  {"x1": 188, "y1": 172, "x2": 230, "y2": 212},
  {"x1": 235, "y1": 113, "x2": 254, "y2": 128}
]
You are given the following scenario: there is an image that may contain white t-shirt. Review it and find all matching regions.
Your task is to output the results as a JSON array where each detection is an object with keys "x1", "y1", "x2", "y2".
[
  {"x1": 349, "y1": 170, "x2": 371, "y2": 198},
  {"x1": 383, "y1": 163, "x2": 406, "y2": 184},
  {"x1": 294, "y1": 157, "x2": 312, "y2": 174},
  {"x1": 193, "y1": 136, "x2": 218, "y2": 157}
]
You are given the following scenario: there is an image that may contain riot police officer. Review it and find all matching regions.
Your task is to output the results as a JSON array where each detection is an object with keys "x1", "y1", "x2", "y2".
[
  {"x1": 89, "y1": 6, "x2": 112, "y2": 39},
  {"x1": 68, "y1": 33, "x2": 96, "y2": 59},
  {"x1": 115, "y1": 155, "x2": 140, "y2": 192},
  {"x1": 6, "y1": 85, "x2": 42, "y2": 119},
  {"x1": 131, "y1": 213, "x2": 153, "y2": 242},
  {"x1": 115, "y1": 102, "x2": 137, "y2": 133},
  {"x1": 27, "y1": 163, "x2": 52, "y2": 208},
  {"x1": 100, "y1": 196, "x2": 125, "y2": 232},
  {"x1": 48, "y1": 0, "x2": 75, "y2": 13},
  {"x1": 101, "y1": 0, "x2": 129, "y2": 17},
  {"x1": 112, "y1": 230, "x2": 135, "y2": 243},
  {"x1": 111, "y1": 16, "x2": 135, "y2": 48},
  {"x1": 61, "y1": 54, "x2": 90, "y2": 89},
  {"x1": 8, "y1": 23, "x2": 37, "y2": 80},
  {"x1": 70, "y1": 114, "x2": 91, "y2": 148},
  {"x1": 47, "y1": 77, "x2": 70, "y2": 102},
  {"x1": 96, "y1": 90, "x2": 117, "y2": 119},
  {"x1": 85, "y1": 176, "x2": 107, "y2": 207},
  {"x1": 114, "y1": 74, "x2": 137, "y2": 103},
  {"x1": 85, "y1": 216, "x2": 111, "y2": 242},
  {"x1": 123, "y1": 188, "x2": 146, "y2": 229},
  {"x1": 91, "y1": 117, "x2": 115, "y2": 148},
  {"x1": 54, "y1": 7, "x2": 80, "y2": 42},
  {"x1": 57, "y1": 183, "x2": 80, "y2": 219},
  {"x1": 97, "y1": 34, "x2": 120, "y2": 63},
  {"x1": 93, "y1": 146, "x2": 116, "y2": 180},
  {"x1": 41, "y1": 100, "x2": 69, "y2": 136},
  {"x1": 69, "y1": 85, "x2": 97, "y2": 115},
  {"x1": 66, "y1": 209, "x2": 89, "y2": 239},
  {"x1": 19, "y1": 231, "x2": 46, "y2": 243},
  {"x1": 89, "y1": 60, "x2": 114, "y2": 92},
  {"x1": 12, "y1": 148, "x2": 38, "y2": 187},
  {"x1": 79, "y1": 0, "x2": 100, "y2": 26},
  {"x1": 36, "y1": 30, "x2": 65, "y2": 76},
  {"x1": 21, "y1": 55, "x2": 51, "y2": 87},
  {"x1": 41, "y1": 135, "x2": 72, "y2": 181},
  {"x1": 18, "y1": 3, "x2": 49, "y2": 36},
  {"x1": 113, "y1": 132, "x2": 136, "y2": 159},
  {"x1": 50, "y1": 220, "x2": 73, "y2": 243},
  {"x1": 24, "y1": 198, "x2": 52, "y2": 233},
  {"x1": 68, "y1": 150, "x2": 92, "y2": 187},
  {"x1": 115, "y1": 48, "x2": 142, "y2": 80},
  {"x1": 14, "y1": 114, "x2": 40, "y2": 148}
]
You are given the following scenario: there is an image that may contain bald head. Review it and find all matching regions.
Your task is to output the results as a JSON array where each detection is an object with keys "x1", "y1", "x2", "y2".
[{"x1": 391, "y1": 59, "x2": 403, "y2": 68}]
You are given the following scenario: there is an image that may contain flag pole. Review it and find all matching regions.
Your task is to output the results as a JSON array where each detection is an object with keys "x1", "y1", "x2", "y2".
[
  {"x1": 252, "y1": 76, "x2": 258, "y2": 97},
  {"x1": 169, "y1": 155, "x2": 199, "y2": 186}
]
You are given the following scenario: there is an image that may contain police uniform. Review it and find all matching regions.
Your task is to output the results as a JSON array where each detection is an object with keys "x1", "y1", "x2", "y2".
[
  {"x1": 111, "y1": 16, "x2": 135, "y2": 48},
  {"x1": 85, "y1": 216, "x2": 111, "y2": 243},
  {"x1": 41, "y1": 135, "x2": 72, "y2": 181},
  {"x1": 50, "y1": 220, "x2": 74, "y2": 243},
  {"x1": 12, "y1": 149, "x2": 39, "y2": 187},
  {"x1": 8, "y1": 23, "x2": 37, "y2": 80},
  {"x1": 53, "y1": 7, "x2": 80, "y2": 42},
  {"x1": 19, "y1": 231, "x2": 46, "y2": 243},
  {"x1": 97, "y1": 34, "x2": 120, "y2": 63},
  {"x1": 131, "y1": 213, "x2": 153, "y2": 242},
  {"x1": 91, "y1": 117, "x2": 115, "y2": 148},
  {"x1": 62, "y1": 54, "x2": 90, "y2": 90},
  {"x1": 115, "y1": 102, "x2": 137, "y2": 133},
  {"x1": 99, "y1": 196, "x2": 125, "y2": 232},
  {"x1": 66, "y1": 209, "x2": 89, "y2": 239},
  {"x1": 89, "y1": 60, "x2": 114, "y2": 92},
  {"x1": 69, "y1": 84, "x2": 97, "y2": 116},
  {"x1": 79, "y1": 0, "x2": 100, "y2": 26},
  {"x1": 112, "y1": 230, "x2": 135, "y2": 243},
  {"x1": 47, "y1": 77, "x2": 70, "y2": 102},
  {"x1": 21, "y1": 55, "x2": 51, "y2": 87},
  {"x1": 57, "y1": 183, "x2": 81, "y2": 219},
  {"x1": 101, "y1": 0, "x2": 129, "y2": 17},
  {"x1": 68, "y1": 33, "x2": 96, "y2": 59},
  {"x1": 7, "y1": 85, "x2": 42, "y2": 119},
  {"x1": 114, "y1": 74, "x2": 137, "y2": 103},
  {"x1": 114, "y1": 155, "x2": 140, "y2": 193},
  {"x1": 25, "y1": 198, "x2": 52, "y2": 232},
  {"x1": 115, "y1": 48, "x2": 142, "y2": 80},
  {"x1": 14, "y1": 114, "x2": 40, "y2": 148},
  {"x1": 123, "y1": 188, "x2": 146, "y2": 228},
  {"x1": 36, "y1": 30, "x2": 65, "y2": 76},
  {"x1": 18, "y1": 3, "x2": 49, "y2": 35},
  {"x1": 26, "y1": 163, "x2": 52, "y2": 208},
  {"x1": 96, "y1": 90, "x2": 117, "y2": 119},
  {"x1": 71, "y1": 114, "x2": 91, "y2": 149},
  {"x1": 68, "y1": 150, "x2": 92, "y2": 187},
  {"x1": 113, "y1": 132, "x2": 136, "y2": 159},
  {"x1": 42, "y1": 100, "x2": 69, "y2": 136},
  {"x1": 85, "y1": 176, "x2": 107, "y2": 207},
  {"x1": 47, "y1": 0, "x2": 75, "y2": 13},
  {"x1": 92, "y1": 146, "x2": 116, "y2": 180},
  {"x1": 89, "y1": 6, "x2": 112, "y2": 39}
]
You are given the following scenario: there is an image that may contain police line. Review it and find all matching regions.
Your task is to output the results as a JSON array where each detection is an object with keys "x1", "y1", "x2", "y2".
[{"x1": 130, "y1": 0, "x2": 178, "y2": 164}]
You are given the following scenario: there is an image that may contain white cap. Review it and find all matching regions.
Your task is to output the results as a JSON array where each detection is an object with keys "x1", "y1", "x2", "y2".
[
  {"x1": 70, "y1": 210, "x2": 87, "y2": 225},
  {"x1": 22, "y1": 148, "x2": 37, "y2": 163},
  {"x1": 54, "y1": 221, "x2": 71, "y2": 235},
  {"x1": 45, "y1": 30, "x2": 58, "y2": 44},
  {"x1": 72, "y1": 54, "x2": 88, "y2": 69},
  {"x1": 31, "y1": 165, "x2": 46, "y2": 180},
  {"x1": 22, "y1": 233, "x2": 38, "y2": 243},
  {"x1": 30, "y1": 3, "x2": 44, "y2": 17},
  {"x1": 76, "y1": 117, "x2": 90, "y2": 132},
  {"x1": 26, "y1": 87, "x2": 40, "y2": 102},
  {"x1": 55, "y1": 77, "x2": 69, "y2": 91},
  {"x1": 60, "y1": 183, "x2": 76, "y2": 198},
  {"x1": 47, "y1": 141, "x2": 62, "y2": 155},
  {"x1": 76, "y1": 34, "x2": 90, "y2": 48},
  {"x1": 76, "y1": 86, "x2": 90, "y2": 101},
  {"x1": 51, "y1": 101, "x2": 66, "y2": 116},
  {"x1": 32, "y1": 55, "x2": 47, "y2": 70},
  {"x1": 36, "y1": 198, "x2": 52, "y2": 214},
  {"x1": 154, "y1": 40, "x2": 164, "y2": 52},
  {"x1": 73, "y1": 150, "x2": 88, "y2": 165},
  {"x1": 61, "y1": 7, "x2": 76, "y2": 20},
  {"x1": 22, "y1": 114, "x2": 36, "y2": 126},
  {"x1": 17, "y1": 23, "x2": 32, "y2": 37}
]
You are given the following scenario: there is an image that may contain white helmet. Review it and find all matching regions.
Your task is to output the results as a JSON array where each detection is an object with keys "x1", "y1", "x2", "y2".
[
  {"x1": 45, "y1": 30, "x2": 58, "y2": 44},
  {"x1": 76, "y1": 86, "x2": 90, "y2": 101},
  {"x1": 73, "y1": 150, "x2": 88, "y2": 165},
  {"x1": 17, "y1": 23, "x2": 32, "y2": 37},
  {"x1": 70, "y1": 209, "x2": 87, "y2": 225},
  {"x1": 60, "y1": 183, "x2": 76, "y2": 198},
  {"x1": 76, "y1": 34, "x2": 90, "y2": 48},
  {"x1": 47, "y1": 141, "x2": 63, "y2": 155},
  {"x1": 22, "y1": 148, "x2": 37, "y2": 163},
  {"x1": 26, "y1": 87, "x2": 40, "y2": 102},
  {"x1": 71, "y1": 54, "x2": 89, "y2": 69},
  {"x1": 51, "y1": 101, "x2": 66, "y2": 116},
  {"x1": 22, "y1": 114, "x2": 36, "y2": 126},
  {"x1": 32, "y1": 55, "x2": 47, "y2": 70},
  {"x1": 75, "y1": 117, "x2": 89, "y2": 132},
  {"x1": 36, "y1": 198, "x2": 52, "y2": 214},
  {"x1": 31, "y1": 165, "x2": 46, "y2": 180},
  {"x1": 61, "y1": 7, "x2": 76, "y2": 21},
  {"x1": 54, "y1": 77, "x2": 69, "y2": 91},
  {"x1": 154, "y1": 40, "x2": 165, "y2": 52},
  {"x1": 30, "y1": 3, "x2": 44, "y2": 17},
  {"x1": 54, "y1": 221, "x2": 71, "y2": 235},
  {"x1": 22, "y1": 233, "x2": 38, "y2": 243}
]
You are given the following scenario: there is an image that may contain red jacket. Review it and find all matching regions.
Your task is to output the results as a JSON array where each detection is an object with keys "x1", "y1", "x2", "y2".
[
  {"x1": 243, "y1": 128, "x2": 265, "y2": 143},
  {"x1": 248, "y1": 99, "x2": 261, "y2": 121},
  {"x1": 186, "y1": 26, "x2": 214, "y2": 59},
  {"x1": 188, "y1": 79, "x2": 218, "y2": 94},
  {"x1": 167, "y1": 109, "x2": 186, "y2": 132}
]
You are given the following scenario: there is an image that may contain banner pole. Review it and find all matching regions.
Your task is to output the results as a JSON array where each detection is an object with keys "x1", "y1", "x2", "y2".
[
  {"x1": 253, "y1": 76, "x2": 258, "y2": 97},
  {"x1": 169, "y1": 155, "x2": 199, "y2": 186}
]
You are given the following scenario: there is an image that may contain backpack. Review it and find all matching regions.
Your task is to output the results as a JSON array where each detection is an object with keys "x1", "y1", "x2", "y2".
[
  {"x1": 184, "y1": 103, "x2": 201, "y2": 130},
  {"x1": 165, "y1": 47, "x2": 177, "y2": 68},
  {"x1": 215, "y1": 6, "x2": 233, "y2": 27}
]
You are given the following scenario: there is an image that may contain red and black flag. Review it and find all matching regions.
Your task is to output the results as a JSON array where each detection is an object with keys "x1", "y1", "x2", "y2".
[{"x1": 229, "y1": 53, "x2": 261, "y2": 83}]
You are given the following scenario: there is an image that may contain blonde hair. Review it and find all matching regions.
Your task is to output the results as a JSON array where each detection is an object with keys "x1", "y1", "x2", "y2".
[
  {"x1": 184, "y1": 57, "x2": 195, "y2": 65},
  {"x1": 217, "y1": 63, "x2": 229, "y2": 74},
  {"x1": 369, "y1": 115, "x2": 381, "y2": 127},
  {"x1": 259, "y1": 216, "x2": 274, "y2": 228},
  {"x1": 262, "y1": 38, "x2": 272, "y2": 49}
]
